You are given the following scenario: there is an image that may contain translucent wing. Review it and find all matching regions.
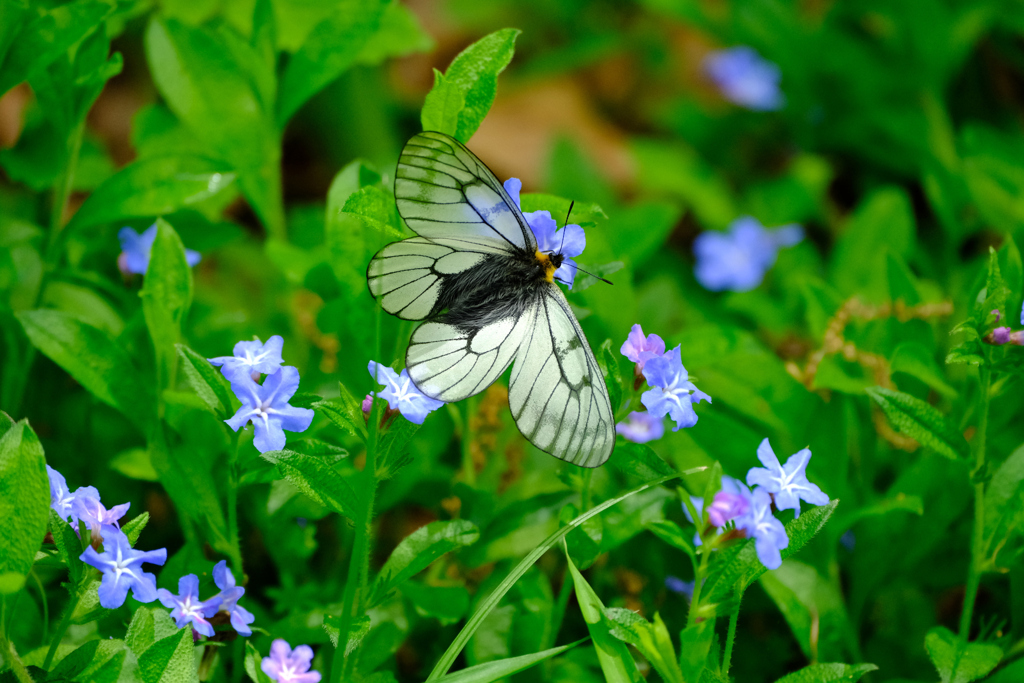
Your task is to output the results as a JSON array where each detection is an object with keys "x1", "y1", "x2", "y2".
[
  {"x1": 508, "y1": 286, "x2": 615, "y2": 467},
  {"x1": 406, "y1": 310, "x2": 534, "y2": 403},
  {"x1": 367, "y1": 237, "x2": 492, "y2": 320},
  {"x1": 396, "y1": 131, "x2": 537, "y2": 253}
]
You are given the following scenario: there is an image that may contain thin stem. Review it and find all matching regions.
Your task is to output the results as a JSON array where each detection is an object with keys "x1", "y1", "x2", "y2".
[
  {"x1": 721, "y1": 590, "x2": 743, "y2": 677},
  {"x1": 541, "y1": 572, "x2": 575, "y2": 681},
  {"x1": 42, "y1": 582, "x2": 85, "y2": 671},
  {"x1": 30, "y1": 571, "x2": 48, "y2": 644},
  {"x1": 687, "y1": 535, "x2": 712, "y2": 627},
  {"x1": 580, "y1": 469, "x2": 593, "y2": 511},
  {"x1": 227, "y1": 432, "x2": 243, "y2": 574},
  {"x1": 460, "y1": 396, "x2": 476, "y2": 486},
  {"x1": 960, "y1": 366, "x2": 990, "y2": 640},
  {"x1": 3, "y1": 638, "x2": 35, "y2": 683},
  {"x1": 47, "y1": 121, "x2": 85, "y2": 253}
]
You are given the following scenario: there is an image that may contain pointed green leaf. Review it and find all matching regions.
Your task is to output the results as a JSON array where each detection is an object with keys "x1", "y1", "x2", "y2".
[
  {"x1": 434, "y1": 640, "x2": 586, "y2": 683},
  {"x1": 925, "y1": 627, "x2": 1002, "y2": 683},
  {"x1": 371, "y1": 520, "x2": 479, "y2": 603},
  {"x1": 0, "y1": 419, "x2": 48, "y2": 578},
  {"x1": 49, "y1": 509, "x2": 84, "y2": 584},
  {"x1": 141, "y1": 219, "x2": 193, "y2": 393},
  {"x1": 176, "y1": 344, "x2": 235, "y2": 418},
  {"x1": 604, "y1": 609, "x2": 683, "y2": 683},
  {"x1": 261, "y1": 449, "x2": 362, "y2": 521},
  {"x1": 773, "y1": 662, "x2": 878, "y2": 683},
  {"x1": 865, "y1": 387, "x2": 969, "y2": 460},
  {"x1": 138, "y1": 628, "x2": 198, "y2": 683},
  {"x1": 49, "y1": 639, "x2": 139, "y2": 683}
]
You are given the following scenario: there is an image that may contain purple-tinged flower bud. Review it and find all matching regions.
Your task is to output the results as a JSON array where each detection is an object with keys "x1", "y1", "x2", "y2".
[
  {"x1": 707, "y1": 490, "x2": 751, "y2": 527},
  {"x1": 993, "y1": 327, "x2": 1011, "y2": 345},
  {"x1": 361, "y1": 393, "x2": 373, "y2": 417},
  {"x1": 991, "y1": 309, "x2": 1002, "y2": 323}
]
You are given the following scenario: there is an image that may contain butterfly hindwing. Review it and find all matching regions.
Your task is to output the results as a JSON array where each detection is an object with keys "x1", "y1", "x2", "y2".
[
  {"x1": 508, "y1": 286, "x2": 614, "y2": 467},
  {"x1": 397, "y1": 131, "x2": 537, "y2": 253}
]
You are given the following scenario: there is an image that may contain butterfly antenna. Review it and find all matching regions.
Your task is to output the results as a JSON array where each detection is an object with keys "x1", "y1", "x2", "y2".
[
  {"x1": 574, "y1": 265, "x2": 613, "y2": 285},
  {"x1": 558, "y1": 200, "x2": 575, "y2": 254}
]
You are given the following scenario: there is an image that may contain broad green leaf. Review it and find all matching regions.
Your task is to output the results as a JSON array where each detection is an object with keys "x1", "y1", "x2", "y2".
[
  {"x1": 49, "y1": 639, "x2": 139, "y2": 683},
  {"x1": 176, "y1": 344, "x2": 235, "y2": 418},
  {"x1": 983, "y1": 442, "x2": 1024, "y2": 568},
  {"x1": 830, "y1": 187, "x2": 914, "y2": 299},
  {"x1": 759, "y1": 560, "x2": 853, "y2": 662},
  {"x1": 678, "y1": 620, "x2": 714, "y2": 683},
  {"x1": 141, "y1": 219, "x2": 193, "y2": 394},
  {"x1": 925, "y1": 627, "x2": 1002, "y2": 683},
  {"x1": 144, "y1": 18, "x2": 282, "y2": 235},
  {"x1": 123, "y1": 512, "x2": 150, "y2": 546},
  {"x1": 277, "y1": 0, "x2": 388, "y2": 125},
  {"x1": 890, "y1": 342, "x2": 957, "y2": 399},
  {"x1": 68, "y1": 156, "x2": 235, "y2": 232},
  {"x1": 138, "y1": 628, "x2": 198, "y2": 683},
  {"x1": 773, "y1": 663, "x2": 878, "y2": 683},
  {"x1": 420, "y1": 29, "x2": 520, "y2": 143},
  {"x1": 125, "y1": 607, "x2": 156, "y2": 657},
  {"x1": 609, "y1": 442, "x2": 675, "y2": 482},
  {"x1": 595, "y1": 339, "x2": 624, "y2": 414},
  {"x1": 702, "y1": 500, "x2": 839, "y2": 605},
  {"x1": 434, "y1": 640, "x2": 586, "y2": 683},
  {"x1": 17, "y1": 310, "x2": 154, "y2": 431},
  {"x1": 565, "y1": 548, "x2": 642, "y2": 683},
  {"x1": 426, "y1": 474, "x2": 678, "y2": 680},
  {"x1": 644, "y1": 520, "x2": 697, "y2": 564},
  {"x1": 371, "y1": 520, "x2": 480, "y2": 601},
  {"x1": 49, "y1": 509, "x2": 84, "y2": 584},
  {"x1": 0, "y1": 0, "x2": 113, "y2": 96},
  {"x1": 0, "y1": 419, "x2": 48, "y2": 578},
  {"x1": 261, "y1": 449, "x2": 362, "y2": 521},
  {"x1": 243, "y1": 642, "x2": 274, "y2": 683},
  {"x1": 604, "y1": 609, "x2": 683, "y2": 683},
  {"x1": 865, "y1": 387, "x2": 969, "y2": 460},
  {"x1": 110, "y1": 448, "x2": 159, "y2": 482},
  {"x1": 0, "y1": 572, "x2": 25, "y2": 595},
  {"x1": 355, "y1": 3, "x2": 434, "y2": 67}
]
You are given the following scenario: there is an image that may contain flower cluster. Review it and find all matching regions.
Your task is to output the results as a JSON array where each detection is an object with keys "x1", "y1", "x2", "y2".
[
  {"x1": 703, "y1": 46, "x2": 785, "y2": 111},
  {"x1": 261, "y1": 640, "x2": 322, "y2": 683},
  {"x1": 49, "y1": 466, "x2": 167, "y2": 609},
  {"x1": 366, "y1": 361, "x2": 445, "y2": 425},
  {"x1": 986, "y1": 305, "x2": 1024, "y2": 346},
  {"x1": 683, "y1": 439, "x2": 829, "y2": 569},
  {"x1": 210, "y1": 336, "x2": 314, "y2": 453},
  {"x1": 617, "y1": 324, "x2": 710, "y2": 440},
  {"x1": 157, "y1": 561, "x2": 254, "y2": 637},
  {"x1": 118, "y1": 224, "x2": 201, "y2": 276},
  {"x1": 504, "y1": 177, "x2": 586, "y2": 289},
  {"x1": 693, "y1": 216, "x2": 803, "y2": 292}
]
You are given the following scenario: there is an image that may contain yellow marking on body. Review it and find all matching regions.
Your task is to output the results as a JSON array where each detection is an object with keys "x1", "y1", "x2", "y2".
[{"x1": 535, "y1": 250, "x2": 556, "y2": 283}]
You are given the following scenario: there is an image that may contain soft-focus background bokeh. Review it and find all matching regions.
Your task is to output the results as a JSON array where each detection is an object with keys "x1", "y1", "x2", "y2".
[{"x1": 4, "y1": 1, "x2": 1024, "y2": 681}]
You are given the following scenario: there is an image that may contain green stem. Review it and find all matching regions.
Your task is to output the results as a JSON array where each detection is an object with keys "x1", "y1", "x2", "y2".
[
  {"x1": 721, "y1": 588, "x2": 744, "y2": 676},
  {"x1": 30, "y1": 571, "x2": 48, "y2": 644},
  {"x1": 580, "y1": 469, "x2": 593, "y2": 511},
  {"x1": 687, "y1": 535, "x2": 712, "y2": 627},
  {"x1": 460, "y1": 396, "x2": 476, "y2": 486},
  {"x1": 227, "y1": 433, "x2": 243, "y2": 574},
  {"x1": 42, "y1": 582, "x2": 85, "y2": 671},
  {"x1": 960, "y1": 366, "x2": 990, "y2": 640},
  {"x1": 3, "y1": 636, "x2": 35, "y2": 683}
]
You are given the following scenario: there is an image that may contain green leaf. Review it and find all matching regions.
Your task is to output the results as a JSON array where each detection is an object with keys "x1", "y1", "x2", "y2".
[
  {"x1": 595, "y1": 339, "x2": 624, "y2": 414},
  {"x1": 141, "y1": 219, "x2": 193, "y2": 393},
  {"x1": 702, "y1": 500, "x2": 839, "y2": 605},
  {"x1": 983, "y1": 442, "x2": 1024, "y2": 568},
  {"x1": 243, "y1": 642, "x2": 274, "y2": 683},
  {"x1": 426, "y1": 474, "x2": 678, "y2": 680},
  {"x1": 123, "y1": 512, "x2": 150, "y2": 547},
  {"x1": 830, "y1": 187, "x2": 915, "y2": 298},
  {"x1": 355, "y1": 3, "x2": 434, "y2": 67},
  {"x1": 314, "y1": 394, "x2": 368, "y2": 442},
  {"x1": 609, "y1": 442, "x2": 675, "y2": 481},
  {"x1": 138, "y1": 628, "x2": 198, "y2": 683},
  {"x1": 773, "y1": 662, "x2": 878, "y2": 683},
  {"x1": 277, "y1": 0, "x2": 388, "y2": 125},
  {"x1": 67, "y1": 156, "x2": 235, "y2": 233},
  {"x1": 0, "y1": 0, "x2": 113, "y2": 97},
  {"x1": 400, "y1": 583, "x2": 470, "y2": 625},
  {"x1": 865, "y1": 387, "x2": 970, "y2": 460},
  {"x1": 890, "y1": 342, "x2": 957, "y2": 399},
  {"x1": 371, "y1": 520, "x2": 480, "y2": 602},
  {"x1": 565, "y1": 547, "x2": 642, "y2": 683},
  {"x1": 925, "y1": 627, "x2": 1002, "y2": 683},
  {"x1": 49, "y1": 639, "x2": 139, "y2": 683},
  {"x1": 0, "y1": 419, "x2": 47, "y2": 578},
  {"x1": 644, "y1": 520, "x2": 696, "y2": 564},
  {"x1": 16, "y1": 310, "x2": 154, "y2": 431},
  {"x1": 604, "y1": 609, "x2": 683, "y2": 683},
  {"x1": 678, "y1": 620, "x2": 714, "y2": 683},
  {"x1": 260, "y1": 449, "x2": 362, "y2": 521},
  {"x1": 433, "y1": 640, "x2": 586, "y2": 683},
  {"x1": 125, "y1": 607, "x2": 157, "y2": 657},
  {"x1": 49, "y1": 509, "x2": 84, "y2": 584},
  {"x1": 978, "y1": 247, "x2": 1009, "y2": 320},
  {"x1": 176, "y1": 344, "x2": 235, "y2": 418},
  {"x1": 420, "y1": 29, "x2": 520, "y2": 143}
]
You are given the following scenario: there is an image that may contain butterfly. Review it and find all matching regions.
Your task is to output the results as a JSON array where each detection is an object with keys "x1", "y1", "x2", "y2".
[{"x1": 366, "y1": 131, "x2": 614, "y2": 467}]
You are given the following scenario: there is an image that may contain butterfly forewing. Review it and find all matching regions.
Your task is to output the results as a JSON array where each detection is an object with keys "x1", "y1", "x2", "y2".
[{"x1": 369, "y1": 131, "x2": 614, "y2": 467}]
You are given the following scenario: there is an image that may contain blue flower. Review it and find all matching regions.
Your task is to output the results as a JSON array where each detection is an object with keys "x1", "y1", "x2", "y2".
[
  {"x1": 209, "y1": 336, "x2": 285, "y2": 382},
  {"x1": 47, "y1": 465, "x2": 98, "y2": 526},
  {"x1": 261, "y1": 640, "x2": 321, "y2": 683},
  {"x1": 504, "y1": 178, "x2": 586, "y2": 289},
  {"x1": 693, "y1": 216, "x2": 803, "y2": 292},
  {"x1": 368, "y1": 361, "x2": 444, "y2": 425},
  {"x1": 118, "y1": 224, "x2": 201, "y2": 276},
  {"x1": 225, "y1": 367, "x2": 315, "y2": 453},
  {"x1": 615, "y1": 411, "x2": 665, "y2": 444},
  {"x1": 213, "y1": 560, "x2": 255, "y2": 636},
  {"x1": 703, "y1": 46, "x2": 784, "y2": 111},
  {"x1": 736, "y1": 488, "x2": 789, "y2": 570},
  {"x1": 157, "y1": 574, "x2": 221, "y2": 637},
  {"x1": 665, "y1": 576, "x2": 695, "y2": 600},
  {"x1": 745, "y1": 438, "x2": 829, "y2": 517},
  {"x1": 707, "y1": 478, "x2": 752, "y2": 527},
  {"x1": 71, "y1": 493, "x2": 130, "y2": 542},
  {"x1": 641, "y1": 346, "x2": 711, "y2": 430},
  {"x1": 80, "y1": 530, "x2": 167, "y2": 609},
  {"x1": 620, "y1": 324, "x2": 665, "y2": 371}
]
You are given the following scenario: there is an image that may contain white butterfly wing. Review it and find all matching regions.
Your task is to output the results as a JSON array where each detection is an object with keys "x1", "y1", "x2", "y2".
[
  {"x1": 508, "y1": 287, "x2": 614, "y2": 468},
  {"x1": 396, "y1": 131, "x2": 537, "y2": 253}
]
